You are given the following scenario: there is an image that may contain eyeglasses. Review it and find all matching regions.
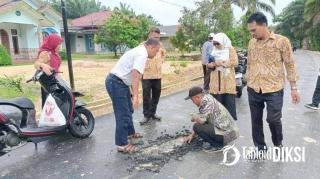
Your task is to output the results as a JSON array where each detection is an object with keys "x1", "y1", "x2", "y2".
[{"x1": 213, "y1": 42, "x2": 220, "y2": 46}]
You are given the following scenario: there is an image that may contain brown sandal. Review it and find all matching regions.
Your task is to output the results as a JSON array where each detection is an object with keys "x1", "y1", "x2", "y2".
[
  {"x1": 128, "y1": 133, "x2": 143, "y2": 139},
  {"x1": 117, "y1": 144, "x2": 139, "y2": 153}
]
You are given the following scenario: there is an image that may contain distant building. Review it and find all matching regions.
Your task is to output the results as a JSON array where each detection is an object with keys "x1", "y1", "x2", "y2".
[
  {"x1": 64, "y1": 10, "x2": 112, "y2": 53},
  {"x1": 158, "y1": 25, "x2": 179, "y2": 51},
  {"x1": 0, "y1": 0, "x2": 61, "y2": 62}
]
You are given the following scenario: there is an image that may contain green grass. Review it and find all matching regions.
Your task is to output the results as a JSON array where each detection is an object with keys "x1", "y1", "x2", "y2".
[{"x1": 0, "y1": 84, "x2": 38, "y2": 101}]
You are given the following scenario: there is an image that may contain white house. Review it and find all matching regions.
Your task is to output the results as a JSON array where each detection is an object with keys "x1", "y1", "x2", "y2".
[{"x1": 0, "y1": 0, "x2": 61, "y2": 62}]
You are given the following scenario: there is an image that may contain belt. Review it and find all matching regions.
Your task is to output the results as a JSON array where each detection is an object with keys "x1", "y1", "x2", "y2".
[{"x1": 109, "y1": 73, "x2": 125, "y2": 85}]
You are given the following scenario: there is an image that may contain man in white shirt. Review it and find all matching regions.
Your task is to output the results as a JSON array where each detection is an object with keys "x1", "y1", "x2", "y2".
[{"x1": 105, "y1": 38, "x2": 160, "y2": 153}]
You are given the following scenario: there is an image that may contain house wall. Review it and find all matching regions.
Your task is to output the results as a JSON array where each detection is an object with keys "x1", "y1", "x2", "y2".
[
  {"x1": 0, "y1": 23, "x2": 39, "y2": 60},
  {"x1": 0, "y1": 10, "x2": 39, "y2": 26},
  {"x1": 76, "y1": 34, "x2": 86, "y2": 53}
]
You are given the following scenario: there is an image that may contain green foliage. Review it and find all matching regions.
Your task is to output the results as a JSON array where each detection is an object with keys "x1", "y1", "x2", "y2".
[
  {"x1": 95, "y1": 4, "x2": 158, "y2": 56},
  {"x1": 274, "y1": 0, "x2": 305, "y2": 47},
  {"x1": 180, "y1": 61, "x2": 188, "y2": 68},
  {"x1": 170, "y1": 28, "x2": 192, "y2": 55},
  {"x1": 59, "y1": 50, "x2": 67, "y2": 61},
  {"x1": 47, "y1": 0, "x2": 106, "y2": 19},
  {"x1": 0, "y1": 45, "x2": 12, "y2": 66},
  {"x1": 275, "y1": 0, "x2": 320, "y2": 51},
  {"x1": 0, "y1": 75, "x2": 23, "y2": 92}
]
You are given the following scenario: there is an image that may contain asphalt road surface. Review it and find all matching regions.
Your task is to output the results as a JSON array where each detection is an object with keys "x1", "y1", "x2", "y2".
[{"x1": 1, "y1": 50, "x2": 320, "y2": 179}]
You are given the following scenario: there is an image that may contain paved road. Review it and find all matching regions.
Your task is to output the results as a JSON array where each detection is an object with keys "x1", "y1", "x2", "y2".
[{"x1": 1, "y1": 50, "x2": 320, "y2": 179}]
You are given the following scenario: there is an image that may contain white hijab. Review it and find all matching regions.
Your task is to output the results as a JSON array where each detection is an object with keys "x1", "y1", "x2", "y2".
[{"x1": 211, "y1": 32, "x2": 232, "y2": 61}]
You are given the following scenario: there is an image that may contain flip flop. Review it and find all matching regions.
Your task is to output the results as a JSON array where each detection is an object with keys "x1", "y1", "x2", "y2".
[
  {"x1": 117, "y1": 144, "x2": 139, "y2": 154},
  {"x1": 128, "y1": 133, "x2": 143, "y2": 139}
]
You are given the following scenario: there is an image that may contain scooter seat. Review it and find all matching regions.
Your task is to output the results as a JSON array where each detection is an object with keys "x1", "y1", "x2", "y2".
[{"x1": 0, "y1": 97, "x2": 35, "y2": 109}]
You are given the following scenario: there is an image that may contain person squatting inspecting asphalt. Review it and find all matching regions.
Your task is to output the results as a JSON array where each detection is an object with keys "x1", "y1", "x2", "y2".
[
  {"x1": 140, "y1": 27, "x2": 166, "y2": 125},
  {"x1": 105, "y1": 38, "x2": 160, "y2": 153},
  {"x1": 183, "y1": 86, "x2": 238, "y2": 151}
]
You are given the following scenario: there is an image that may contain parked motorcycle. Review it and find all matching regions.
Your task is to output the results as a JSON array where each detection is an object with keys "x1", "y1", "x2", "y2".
[
  {"x1": 235, "y1": 50, "x2": 247, "y2": 98},
  {"x1": 0, "y1": 70, "x2": 95, "y2": 155}
]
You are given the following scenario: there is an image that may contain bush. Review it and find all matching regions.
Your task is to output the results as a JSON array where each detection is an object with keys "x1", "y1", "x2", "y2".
[
  {"x1": 180, "y1": 61, "x2": 187, "y2": 67},
  {"x1": 59, "y1": 50, "x2": 67, "y2": 61},
  {"x1": 0, "y1": 45, "x2": 12, "y2": 66},
  {"x1": 0, "y1": 75, "x2": 23, "y2": 92}
]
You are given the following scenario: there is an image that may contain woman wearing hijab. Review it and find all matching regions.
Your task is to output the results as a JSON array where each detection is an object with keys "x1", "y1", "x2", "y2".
[
  {"x1": 207, "y1": 33, "x2": 238, "y2": 120},
  {"x1": 34, "y1": 34, "x2": 64, "y2": 107}
]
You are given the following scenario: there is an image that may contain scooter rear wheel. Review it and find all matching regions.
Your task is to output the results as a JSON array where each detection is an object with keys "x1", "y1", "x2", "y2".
[{"x1": 69, "y1": 107, "x2": 95, "y2": 138}]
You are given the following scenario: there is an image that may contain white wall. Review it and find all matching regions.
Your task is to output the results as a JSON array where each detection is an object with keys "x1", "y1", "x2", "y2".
[{"x1": 75, "y1": 34, "x2": 85, "y2": 53}]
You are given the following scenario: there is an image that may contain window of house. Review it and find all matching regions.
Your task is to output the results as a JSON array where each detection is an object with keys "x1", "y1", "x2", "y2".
[
  {"x1": 88, "y1": 37, "x2": 93, "y2": 49},
  {"x1": 11, "y1": 29, "x2": 19, "y2": 54}
]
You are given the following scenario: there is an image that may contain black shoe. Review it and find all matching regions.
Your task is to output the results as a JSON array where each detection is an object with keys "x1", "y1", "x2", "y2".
[
  {"x1": 151, "y1": 114, "x2": 162, "y2": 121},
  {"x1": 203, "y1": 144, "x2": 224, "y2": 153},
  {"x1": 305, "y1": 103, "x2": 320, "y2": 110},
  {"x1": 140, "y1": 117, "x2": 151, "y2": 125}
]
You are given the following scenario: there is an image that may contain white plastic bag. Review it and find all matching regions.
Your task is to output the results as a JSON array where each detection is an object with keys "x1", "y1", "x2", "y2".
[{"x1": 38, "y1": 94, "x2": 66, "y2": 127}]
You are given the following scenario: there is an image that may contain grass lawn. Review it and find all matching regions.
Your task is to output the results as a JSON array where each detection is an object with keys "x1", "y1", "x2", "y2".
[{"x1": 1, "y1": 53, "x2": 202, "y2": 112}]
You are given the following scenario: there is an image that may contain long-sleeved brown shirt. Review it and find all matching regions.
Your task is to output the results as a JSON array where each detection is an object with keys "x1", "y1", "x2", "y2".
[{"x1": 247, "y1": 32, "x2": 298, "y2": 93}]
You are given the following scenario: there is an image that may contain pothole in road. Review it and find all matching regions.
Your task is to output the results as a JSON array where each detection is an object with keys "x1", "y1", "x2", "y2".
[{"x1": 126, "y1": 128, "x2": 204, "y2": 173}]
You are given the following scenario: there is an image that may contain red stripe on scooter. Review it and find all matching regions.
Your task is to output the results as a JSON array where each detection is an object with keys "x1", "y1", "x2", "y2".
[
  {"x1": 0, "y1": 113, "x2": 7, "y2": 123},
  {"x1": 21, "y1": 131, "x2": 56, "y2": 136}
]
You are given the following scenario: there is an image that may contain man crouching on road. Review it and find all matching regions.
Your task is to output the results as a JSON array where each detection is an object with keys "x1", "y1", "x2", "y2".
[{"x1": 183, "y1": 86, "x2": 238, "y2": 151}]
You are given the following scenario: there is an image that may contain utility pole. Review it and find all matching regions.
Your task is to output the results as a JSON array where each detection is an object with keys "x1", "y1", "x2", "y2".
[{"x1": 61, "y1": 0, "x2": 75, "y2": 90}]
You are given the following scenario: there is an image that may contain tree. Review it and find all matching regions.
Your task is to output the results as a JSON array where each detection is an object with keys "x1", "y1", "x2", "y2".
[
  {"x1": 170, "y1": 27, "x2": 192, "y2": 55},
  {"x1": 232, "y1": 0, "x2": 276, "y2": 17},
  {"x1": 171, "y1": 0, "x2": 234, "y2": 53},
  {"x1": 47, "y1": 0, "x2": 106, "y2": 19},
  {"x1": 274, "y1": 0, "x2": 305, "y2": 47},
  {"x1": 95, "y1": 4, "x2": 158, "y2": 56},
  {"x1": 303, "y1": 0, "x2": 320, "y2": 50}
]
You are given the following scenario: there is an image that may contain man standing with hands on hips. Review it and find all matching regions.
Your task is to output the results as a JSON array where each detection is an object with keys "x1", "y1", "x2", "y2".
[
  {"x1": 105, "y1": 38, "x2": 160, "y2": 153},
  {"x1": 140, "y1": 27, "x2": 166, "y2": 125},
  {"x1": 246, "y1": 12, "x2": 300, "y2": 153}
]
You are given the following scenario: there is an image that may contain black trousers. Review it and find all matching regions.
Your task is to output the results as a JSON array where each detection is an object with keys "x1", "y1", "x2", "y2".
[
  {"x1": 193, "y1": 123, "x2": 224, "y2": 147},
  {"x1": 142, "y1": 79, "x2": 161, "y2": 118},
  {"x1": 202, "y1": 65, "x2": 211, "y2": 91},
  {"x1": 312, "y1": 76, "x2": 320, "y2": 106},
  {"x1": 212, "y1": 94, "x2": 237, "y2": 120},
  {"x1": 247, "y1": 87, "x2": 284, "y2": 150}
]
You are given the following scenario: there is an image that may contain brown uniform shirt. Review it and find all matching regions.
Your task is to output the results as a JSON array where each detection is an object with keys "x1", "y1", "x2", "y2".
[
  {"x1": 247, "y1": 32, "x2": 298, "y2": 93},
  {"x1": 142, "y1": 45, "x2": 166, "y2": 80},
  {"x1": 209, "y1": 47, "x2": 238, "y2": 94}
]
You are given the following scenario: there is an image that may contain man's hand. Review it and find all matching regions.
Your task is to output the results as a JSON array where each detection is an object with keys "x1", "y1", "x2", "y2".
[
  {"x1": 183, "y1": 134, "x2": 194, "y2": 144},
  {"x1": 291, "y1": 89, "x2": 300, "y2": 104},
  {"x1": 215, "y1": 60, "x2": 223, "y2": 66},
  {"x1": 132, "y1": 96, "x2": 139, "y2": 108},
  {"x1": 207, "y1": 62, "x2": 215, "y2": 68}
]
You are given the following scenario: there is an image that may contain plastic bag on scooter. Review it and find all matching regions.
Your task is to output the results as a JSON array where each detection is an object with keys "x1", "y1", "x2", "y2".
[{"x1": 38, "y1": 94, "x2": 66, "y2": 127}]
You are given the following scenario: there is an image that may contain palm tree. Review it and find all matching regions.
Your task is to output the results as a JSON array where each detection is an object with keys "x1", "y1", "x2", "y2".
[
  {"x1": 232, "y1": 0, "x2": 276, "y2": 17},
  {"x1": 304, "y1": 0, "x2": 320, "y2": 25}
]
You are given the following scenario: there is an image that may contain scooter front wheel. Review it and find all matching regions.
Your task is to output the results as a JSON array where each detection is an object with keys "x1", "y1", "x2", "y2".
[{"x1": 69, "y1": 107, "x2": 95, "y2": 138}]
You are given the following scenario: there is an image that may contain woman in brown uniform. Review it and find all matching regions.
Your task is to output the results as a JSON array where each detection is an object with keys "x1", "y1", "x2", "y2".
[{"x1": 207, "y1": 33, "x2": 238, "y2": 120}]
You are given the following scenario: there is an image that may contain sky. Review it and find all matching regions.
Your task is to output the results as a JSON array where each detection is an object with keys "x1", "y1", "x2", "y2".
[{"x1": 99, "y1": 0, "x2": 293, "y2": 26}]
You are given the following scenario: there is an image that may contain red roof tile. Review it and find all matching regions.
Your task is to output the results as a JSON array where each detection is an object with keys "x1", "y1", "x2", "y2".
[{"x1": 71, "y1": 10, "x2": 112, "y2": 27}]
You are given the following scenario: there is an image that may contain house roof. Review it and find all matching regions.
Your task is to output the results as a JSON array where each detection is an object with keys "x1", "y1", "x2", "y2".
[
  {"x1": 71, "y1": 10, "x2": 112, "y2": 28},
  {"x1": 158, "y1": 25, "x2": 179, "y2": 37}
]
